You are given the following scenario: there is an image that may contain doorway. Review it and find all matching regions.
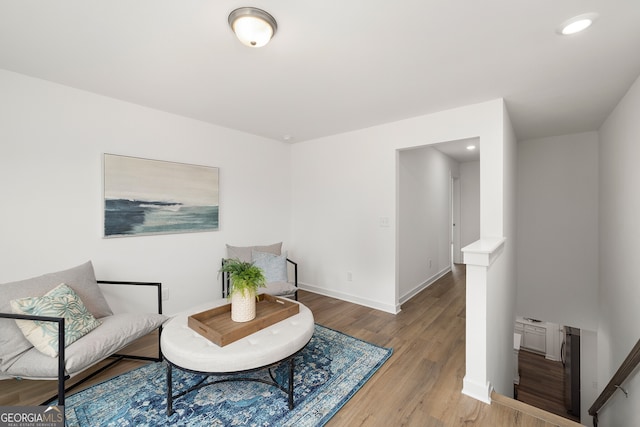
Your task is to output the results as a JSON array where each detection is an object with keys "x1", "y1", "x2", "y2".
[
  {"x1": 397, "y1": 137, "x2": 480, "y2": 303},
  {"x1": 451, "y1": 175, "x2": 461, "y2": 264}
]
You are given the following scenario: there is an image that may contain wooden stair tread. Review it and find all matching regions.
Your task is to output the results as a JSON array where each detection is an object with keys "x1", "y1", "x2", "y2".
[{"x1": 492, "y1": 391, "x2": 585, "y2": 427}]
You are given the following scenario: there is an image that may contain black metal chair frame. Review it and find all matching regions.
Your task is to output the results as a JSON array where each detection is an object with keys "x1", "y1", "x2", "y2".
[
  {"x1": 221, "y1": 258, "x2": 298, "y2": 301},
  {"x1": 0, "y1": 280, "x2": 164, "y2": 406}
]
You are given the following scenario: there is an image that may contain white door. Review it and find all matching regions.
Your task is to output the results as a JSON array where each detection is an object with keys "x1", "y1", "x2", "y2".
[{"x1": 451, "y1": 176, "x2": 462, "y2": 264}]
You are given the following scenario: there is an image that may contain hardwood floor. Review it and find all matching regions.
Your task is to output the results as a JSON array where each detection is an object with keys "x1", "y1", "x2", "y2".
[
  {"x1": 1, "y1": 264, "x2": 584, "y2": 426},
  {"x1": 302, "y1": 265, "x2": 582, "y2": 427},
  {"x1": 516, "y1": 349, "x2": 581, "y2": 423}
]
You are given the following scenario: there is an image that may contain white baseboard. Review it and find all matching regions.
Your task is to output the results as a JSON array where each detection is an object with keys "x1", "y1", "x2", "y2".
[
  {"x1": 298, "y1": 283, "x2": 400, "y2": 314},
  {"x1": 398, "y1": 265, "x2": 451, "y2": 305},
  {"x1": 462, "y1": 377, "x2": 493, "y2": 404}
]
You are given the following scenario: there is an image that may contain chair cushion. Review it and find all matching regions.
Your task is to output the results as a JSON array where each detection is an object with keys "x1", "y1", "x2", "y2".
[
  {"x1": 258, "y1": 281, "x2": 298, "y2": 297},
  {"x1": 10, "y1": 283, "x2": 102, "y2": 357},
  {"x1": 4, "y1": 312, "x2": 167, "y2": 378},
  {"x1": 0, "y1": 261, "x2": 112, "y2": 372},
  {"x1": 226, "y1": 242, "x2": 281, "y2": 263},
  {"x1": 252, "y1": 250, "x2": 288, "y2": 282}
]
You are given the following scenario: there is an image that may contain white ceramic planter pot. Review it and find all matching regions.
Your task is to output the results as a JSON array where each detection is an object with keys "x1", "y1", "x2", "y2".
[{"x1": 231, "y1": 291, "x2": 256, "y2": 322}]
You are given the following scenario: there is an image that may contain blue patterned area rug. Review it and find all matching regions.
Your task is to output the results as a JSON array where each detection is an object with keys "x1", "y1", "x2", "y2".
[{"x1": 62, "y1": 325, "x2": 392, "y2": 426}]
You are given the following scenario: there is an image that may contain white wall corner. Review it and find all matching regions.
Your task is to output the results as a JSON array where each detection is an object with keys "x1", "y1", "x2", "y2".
[{"x1": 398, "y1": 265, "x2": 451, "y2": 305}]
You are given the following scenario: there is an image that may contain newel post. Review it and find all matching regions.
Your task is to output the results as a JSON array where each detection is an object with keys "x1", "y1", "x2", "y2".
[{"x1": 461, "y1": 237, "x2": 505, "y2": 404}]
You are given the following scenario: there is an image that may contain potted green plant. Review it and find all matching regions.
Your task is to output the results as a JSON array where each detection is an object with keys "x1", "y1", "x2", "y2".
[{"x1": 219, "y1": 258, "x2": 266, "y2": 322}]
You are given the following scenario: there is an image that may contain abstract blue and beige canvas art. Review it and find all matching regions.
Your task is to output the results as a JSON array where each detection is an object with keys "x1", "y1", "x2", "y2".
[{"x1": 104, "y1": 154, "x2": 219, "y2": 237}]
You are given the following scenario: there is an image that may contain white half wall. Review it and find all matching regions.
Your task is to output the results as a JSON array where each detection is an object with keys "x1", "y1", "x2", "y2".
[
  {"x1": 516, "y1": 132, "x2": 599, "y2": 330},
  {"x1": 0, "y1": 70, "x2": 293, "y2": 314},
  {"x1": 596, "y1": 74, "x2": 640, "y2": 427},
  {"x1": 463, "y1": 103, "x2": 518, "y2": 400}
]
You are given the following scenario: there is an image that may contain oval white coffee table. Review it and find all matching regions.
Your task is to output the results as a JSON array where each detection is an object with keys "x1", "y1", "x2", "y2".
[{"x1": 161, "y1": 298, "x2": 315, "y2": 415}]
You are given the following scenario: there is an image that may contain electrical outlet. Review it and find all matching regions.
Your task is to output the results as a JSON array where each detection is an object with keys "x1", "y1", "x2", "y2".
[
  {"x1": 161, "y1": 287, "x2": 170, "y2": 301},
  {"x1": 428, "y1": 259, "x2": 432, "y2": 268},
  {"x1": 347, "y1": 272, "x2": 353, "y2": 281}
]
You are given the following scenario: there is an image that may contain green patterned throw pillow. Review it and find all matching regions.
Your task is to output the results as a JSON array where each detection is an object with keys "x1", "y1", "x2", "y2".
[{"x1": 10, "y1": 283, "x2": 102, "y2": 357}]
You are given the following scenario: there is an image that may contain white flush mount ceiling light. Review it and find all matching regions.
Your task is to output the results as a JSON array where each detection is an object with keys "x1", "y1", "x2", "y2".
[
  {"x1": 228, "y1": 7, "x2": 277, "y2": 47},
  {"x1": 466, "y1": 145, "x2": 476, "y2": 150},
  {"x1": 558, "y1": 13, "x2": 598, "y2": 35}
]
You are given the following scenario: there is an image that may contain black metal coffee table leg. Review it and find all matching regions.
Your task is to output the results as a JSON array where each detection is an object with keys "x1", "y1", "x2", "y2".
[
  {"x1": 164, "y1": 344, "x2": 307, "y2": 416},
  {"x1": 288, "y1": 357, "x2": 294, "y2": 410},
  {"x1": 166, "y1": 364, "x2": 174, "y2": 416}
]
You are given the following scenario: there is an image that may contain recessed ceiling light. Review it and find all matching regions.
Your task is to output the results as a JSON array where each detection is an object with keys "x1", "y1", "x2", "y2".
[
  {"x1": 558, "y1": 13, "x2": 598, "y2": 35},
  {"x1": 466, "y1": 145, "x2": 476, "y2": 151}
]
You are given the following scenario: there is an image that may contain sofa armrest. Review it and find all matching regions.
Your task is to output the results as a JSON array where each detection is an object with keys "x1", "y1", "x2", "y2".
[
  {"x1": 97, "y1": 280, "x2": 163, "y2": 315},
  {"x1": 286, "y1": 258, "x2": 298, "y2": 288},
  {"x1": 220, "y1": 259, "x2": 228, "y2": 298},
  {"x1": 0, "y1": 312, "x2": 67, "y2": 404},
  {"x1": 1, "y1": 279, "x2": 163, "y2": 406}
]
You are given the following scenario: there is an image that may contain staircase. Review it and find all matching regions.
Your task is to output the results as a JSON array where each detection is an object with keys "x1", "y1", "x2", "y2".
[
  {"x1": 515, "y1": 348, "x2": 582, "y2": 423},
  {"x1": 492, "y1": 392, "x2": 585, "y2": 427}
]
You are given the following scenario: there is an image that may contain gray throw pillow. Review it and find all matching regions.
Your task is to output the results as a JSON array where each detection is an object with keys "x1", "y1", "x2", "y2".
[
  {"x1": 252, "y1": 250, "x2": 288, "y2": 282},
  {"x1": 226, "y1": 242, "x2": 282, "y2": 263}
]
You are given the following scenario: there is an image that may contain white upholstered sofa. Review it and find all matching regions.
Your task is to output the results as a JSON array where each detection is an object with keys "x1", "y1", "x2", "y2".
[{"x1": 0, "y1": 261, "x2": 167, "y2": 406}]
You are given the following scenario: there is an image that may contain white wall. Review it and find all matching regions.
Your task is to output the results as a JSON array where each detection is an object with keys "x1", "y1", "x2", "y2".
[
  {"x1": 516, "y1": 132, "x2": 599, "y2": 330},
  {"x1": 397, "y1": 146, "x2": 459, "y2": 302},
  {"x1": 596, "y1": 74, "x2": 640, "y2": 427},
  {"x1": 290, "y1": 99, "x2": 509, "y2": 313},
  {"x1": 462, "y1": 104, "x2": 517, "y2": 400},
  {"x1": 0, "y1": 70, "x2": 293, "y2": 314},
  {"x1": 291, "y1": 98, "x2": 517, "y2": 403},
  {"x1": 1, "y1": 68, "x2": 518, "y2": 405},
  {"x1": 581, "y1": 329, "x2": 598, "y2": 424},
  {"x1": 460, "y1": 161, "x2": 480, "y2": 248},
  {"x1": 487, "y1": 105, "x2": 518, "y2": 396}
]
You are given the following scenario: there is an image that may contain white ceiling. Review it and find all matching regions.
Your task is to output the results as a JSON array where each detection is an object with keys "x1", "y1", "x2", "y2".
[
  {"x1": 1, "y1": 1, "x2": 639, "y2": 144},
  {"x1": 432, "y1": 138, "x2": 480, "y2": 163}
]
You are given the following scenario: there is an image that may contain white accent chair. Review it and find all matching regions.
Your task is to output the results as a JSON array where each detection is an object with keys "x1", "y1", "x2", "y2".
[
  {"x1": 0, "y1": 261, "x2": 167, "y2": 406},
  {"x1": 222, "y1": 242, "x2": 298, "y2": 300}
]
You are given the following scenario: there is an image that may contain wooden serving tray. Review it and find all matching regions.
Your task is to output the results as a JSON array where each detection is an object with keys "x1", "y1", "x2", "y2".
[{"x1": 188, "y1": 294, "x2": 300, "y2": 347}]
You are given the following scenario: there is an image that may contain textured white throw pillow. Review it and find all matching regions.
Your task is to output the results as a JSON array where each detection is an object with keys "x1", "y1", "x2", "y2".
[
  {"x1": 11, "y1": 283, "x2": 101, "y2": 357},
  {"x1": 252, "y1": 250, "x2": 288, "y2": 282}
]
